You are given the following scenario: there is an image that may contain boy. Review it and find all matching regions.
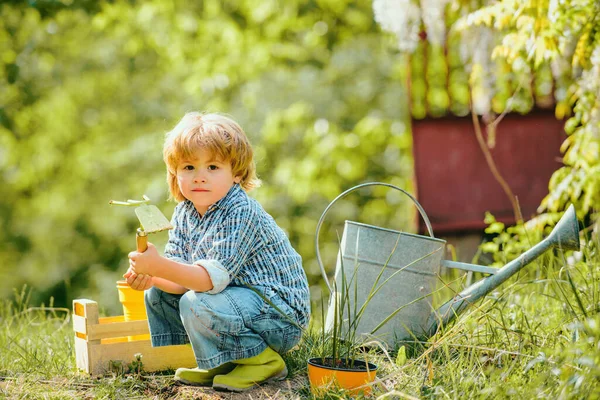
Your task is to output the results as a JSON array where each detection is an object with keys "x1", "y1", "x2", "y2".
[{"x1": 125, "y1": 112, "x2": 311, "y2": 392}]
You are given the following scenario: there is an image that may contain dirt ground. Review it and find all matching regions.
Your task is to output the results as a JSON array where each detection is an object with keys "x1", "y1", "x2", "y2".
[
  {"x1": 159, "y1": 375, "x2": 307, "y2": 399},
  {"x1": 0, "y1": 374, "x2": 308, "y2": 400}
]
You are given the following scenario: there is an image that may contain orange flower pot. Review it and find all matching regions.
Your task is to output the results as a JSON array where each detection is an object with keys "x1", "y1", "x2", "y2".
[
  {"x1": 307, "y1": 357, "x2": 378, "y2": 396},
  {"x1": 116, "y1": 280, "x2": 150, "y2": 341}
]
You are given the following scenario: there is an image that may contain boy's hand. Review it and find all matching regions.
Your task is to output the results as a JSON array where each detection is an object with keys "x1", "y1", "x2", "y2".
[
  {"x1": 123, "y1": 267, "x2": 153, "y2": 291},
  {"x1": 128, "y1": 242, "x2": 161, "y2": 276}
]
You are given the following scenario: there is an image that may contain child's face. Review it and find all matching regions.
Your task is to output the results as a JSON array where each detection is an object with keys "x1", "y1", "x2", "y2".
[{"x1": 176, "y1": 148, "x2": 241, "y2": 215}]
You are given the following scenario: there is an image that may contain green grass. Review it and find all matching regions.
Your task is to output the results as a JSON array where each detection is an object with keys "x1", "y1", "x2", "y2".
[{"x1": 1, "y1": 233, "x2": 599, "y2": 399}]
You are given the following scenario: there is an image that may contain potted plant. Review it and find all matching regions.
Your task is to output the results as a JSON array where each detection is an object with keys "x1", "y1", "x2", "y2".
[{"x1": 307, "y1": 260, "x2": 380, "y2": 396}]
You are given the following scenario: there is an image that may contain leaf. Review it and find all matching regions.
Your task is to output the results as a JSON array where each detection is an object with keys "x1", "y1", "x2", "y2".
[
  {"x1": 555, "y1": 102, "x2": 570, "y2": 120},
  {"x1": 395, "y1": 345, "x2": 407, "y2": 366},
  {"x1": 485, "y1": 221, "x2": 505, "y2": 234},
  {"x1": 534, "y1": 36, "x2": 546, "y2": 68},
  {"x1": 427, "y1": 355, "x2": 434, "y2": 383},
  {"x1": 564, "y1": 117, "x2": 580, "y2": 134},
  {"x1": 523, "y1": 353, "x2": 546, "y2": 374},
  {"x1": 484, "y1": 211, "x2": 497, "y2": 224},
  {"x1": 481, "y1": 242, "x2": 499, "y2": 253},
  {"x1": 582, "y1": 180, "x2": 596, "y2": 214}
]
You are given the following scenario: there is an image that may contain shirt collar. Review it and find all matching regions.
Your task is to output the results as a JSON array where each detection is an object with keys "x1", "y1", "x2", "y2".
[{"x1": 206, "y1": 183, "x2": 243, "y2": 213}]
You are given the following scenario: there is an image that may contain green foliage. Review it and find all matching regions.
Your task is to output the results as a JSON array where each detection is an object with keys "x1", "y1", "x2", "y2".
[
  {"x1": 447, "y1": 1, "x2": 599, "y2": 283},
  {"x1": 376, "y1": 0, "x2": 561, "y2": 119},
  {"x1": 1, "y1": 236, "x2": 598, "y2": 398},
  {"x1": 0, "y1": 0, "x2": 414, "y2": 310},
  {"x1": 401, "y1": 234, "x2": 599, "y2": 399},
  {"x1": 551, "y1": 315, "x2": 600, "y2": 399},
  {"x1": 480, "y1": 210, "x2": 562, "y2": 267},
  {"x1": 0, "y1": 286, "x2": 73, "y2": 377},
  {"x1": 456, "y1": 0, "x2": 600, "y2": 220},
  {"x1": 316, "y1": 257, "x2": 373, "y2": 367}
]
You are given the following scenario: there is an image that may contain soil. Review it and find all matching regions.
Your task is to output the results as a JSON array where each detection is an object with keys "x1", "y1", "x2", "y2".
[
  {"x1": 309, "y1": 357, "x2": 374, "y2": 371},
  {"x1": 151, "y1": 375, "x2": 307, "y2": 399}
]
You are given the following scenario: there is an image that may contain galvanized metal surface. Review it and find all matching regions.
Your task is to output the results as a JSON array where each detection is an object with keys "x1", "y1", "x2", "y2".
[
  {"x1": 325, "y1": 221, "x2": 445, "y2": 345},
  {"x1": 440, "y1": 260, "x2": 498, "y2": 275}
]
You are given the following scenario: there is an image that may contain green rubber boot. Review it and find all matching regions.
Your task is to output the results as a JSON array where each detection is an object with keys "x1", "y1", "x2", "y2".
[
  {"x1": 174, "y1": 362, "x2": 235, "y2": 386},
  {"x1": 212, "y1": 347, "x2": 288, "y2": 392}
]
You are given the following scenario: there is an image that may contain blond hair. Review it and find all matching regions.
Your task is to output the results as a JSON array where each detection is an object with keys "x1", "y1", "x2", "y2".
[{"x1": 163, "y1": 112, "x2": 261, "y2": 202}]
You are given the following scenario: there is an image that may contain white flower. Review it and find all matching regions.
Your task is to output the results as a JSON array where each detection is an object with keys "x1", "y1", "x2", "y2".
[
  {"x1": 550, "y1": 57, "x2": 570, "y2": 80},
  {"x1": 421, "y1": 0, "x2": 450, "y2": 46},
  {"x1": 591, "y1": 45, "x2": 600, "y2": 70},
  {"x1": 373, "y1": 0, "x2": 421, "y2": 52},
  {"x1": 547, "y1": 0, "x2": 560, "y2": 24},
  {"x1": 459, "y1": 26, "x2": 497, "y2": 115}
]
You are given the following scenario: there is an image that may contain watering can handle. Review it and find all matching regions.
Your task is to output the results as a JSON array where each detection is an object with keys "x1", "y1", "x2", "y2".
[{"x1": 315, "y1": 182, "x2": 435, "y2": 293}]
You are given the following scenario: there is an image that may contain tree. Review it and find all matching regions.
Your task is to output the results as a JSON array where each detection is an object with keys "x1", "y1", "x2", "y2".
[{"x1": 0, "y1": 0, "x2": 415, "y2": 311}]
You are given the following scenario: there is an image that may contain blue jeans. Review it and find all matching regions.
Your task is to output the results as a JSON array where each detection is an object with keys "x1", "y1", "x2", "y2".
[{"x1": 144, "y1": 285, "x2": 303, "y2": 369}]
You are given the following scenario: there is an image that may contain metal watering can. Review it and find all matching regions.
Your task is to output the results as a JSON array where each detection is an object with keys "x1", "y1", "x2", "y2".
[{"x1": 316, "y1": 182, "x2": 580, "y2": 347}]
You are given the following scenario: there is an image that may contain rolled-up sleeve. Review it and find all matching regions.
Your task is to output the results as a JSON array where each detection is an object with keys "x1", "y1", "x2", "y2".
[{"x1": 194, "y1": 259, "x2": 230, "y2": 294}]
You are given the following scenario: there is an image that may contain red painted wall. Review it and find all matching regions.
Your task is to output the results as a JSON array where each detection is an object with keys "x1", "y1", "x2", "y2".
[{"x1": 412, "y1": 110, "x2": 566, "y2": 234}]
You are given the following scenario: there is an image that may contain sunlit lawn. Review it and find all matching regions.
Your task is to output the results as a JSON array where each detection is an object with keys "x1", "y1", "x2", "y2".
[{"x1": 1, "y1": 234, "x2": 599, "y2": 399}]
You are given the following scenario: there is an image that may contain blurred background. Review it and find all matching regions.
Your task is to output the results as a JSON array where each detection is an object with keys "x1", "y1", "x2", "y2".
[
  {"x1": 1, "y1": 0, "x2": 593, "y2": 315},
  {"x1": 1, "y1": 0, "x2": 417, "y2": 315}
]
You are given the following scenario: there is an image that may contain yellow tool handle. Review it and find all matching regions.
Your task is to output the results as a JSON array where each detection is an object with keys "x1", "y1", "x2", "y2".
[{"x1": 136, "y1": 228, "x2": 148, "y2": 252}]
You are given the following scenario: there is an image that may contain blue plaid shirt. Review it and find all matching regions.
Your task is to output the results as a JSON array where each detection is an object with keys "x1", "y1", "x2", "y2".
[{"x1": 164, "y1": 184, "x2": 310, "y2": 328}]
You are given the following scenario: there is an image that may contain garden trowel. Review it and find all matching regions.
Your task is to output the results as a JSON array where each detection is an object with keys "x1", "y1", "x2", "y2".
[
  {"x1": 109, "y1": 196, "x2": 173, "y2": 252},
  {"x1": 134, "y1": 203, "x2": 173, "y2": 252}
]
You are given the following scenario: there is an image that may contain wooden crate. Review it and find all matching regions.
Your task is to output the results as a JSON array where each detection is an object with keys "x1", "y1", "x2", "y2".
[{"x1": 73, "y1": 299, "x2": 196, "y2": 375}]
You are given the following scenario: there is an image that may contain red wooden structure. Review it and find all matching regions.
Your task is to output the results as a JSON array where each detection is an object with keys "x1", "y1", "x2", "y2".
[{"x1": 412, "y1": 109, "x2": 565, "y2": 234}]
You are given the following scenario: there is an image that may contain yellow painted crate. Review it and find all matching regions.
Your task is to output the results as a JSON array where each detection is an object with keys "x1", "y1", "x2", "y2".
[{"x1": 73, "y1": 299, "x2": 196, "y2": 375}]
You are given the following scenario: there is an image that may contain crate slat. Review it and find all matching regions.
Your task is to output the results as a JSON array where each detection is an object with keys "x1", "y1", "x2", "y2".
[
  {"x1": 100, "y1": 315, "x2": 125, "y2": 324},
  {"x1": 88, "y1": 341, "x2": 196, "y2": 375},
  {"x1": 73, "y1": 299, "x2": 99, "y2": 343},
  {"x1": 88, "y1": 319, "x2": 149, "y2": 341},
  {"x1": 73, "y1": 314, "x2": 87, "y2": 335}
]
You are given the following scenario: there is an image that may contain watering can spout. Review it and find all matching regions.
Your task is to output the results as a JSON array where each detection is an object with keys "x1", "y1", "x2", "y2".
[
  {"x1": 545, "y1": 204, "x2": 581, "y2": 251},
  {"x1": 426, "y1": 204, "x2": 580, "y2": 338}
]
